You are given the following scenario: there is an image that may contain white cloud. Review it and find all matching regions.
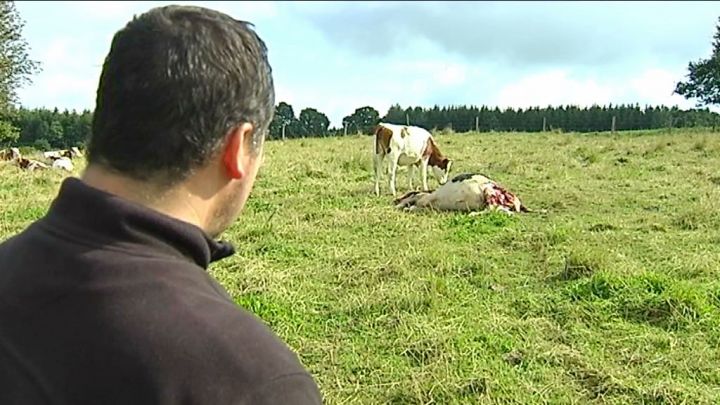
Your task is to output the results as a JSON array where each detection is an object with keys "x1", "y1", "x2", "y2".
[
  {"x1": 389, "y1": 60, "x2": 469, "y2": 87},
  {"x1": 42, "y1": 39, "x2": 71, "y2": 66},
  {"x1": 18, "y1": 73, "x2": 96, "y2": 112},
  {"x1": 495, "y1": 70, "x2": 615, "y2": 109},
  {"x1": 492, "y1": 68, "x2": 712, "y2": 113},
  {"x1": 435, "y1": 64, "x2": 467, "y2": 86},
  {"x1": 38, "y1": 38, "x2": 99, "y2": 71},
  {"x1": 25, "y1": 74, "x2": 97, "y2": 110},
  {"x1": 627, "y1": 68, "x2": 695, "y2": 108},
  {"x1": 17, "y1": 36, "x2": 99, "y2": 111},
  {"x1": 272, "y1": 58, "x2": 469, "y2": 127}
]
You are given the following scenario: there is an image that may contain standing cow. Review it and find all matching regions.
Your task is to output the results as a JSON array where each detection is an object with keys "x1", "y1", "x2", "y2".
[{"x1": 373, "y1": 123, "x2": 452, "y2": 196}]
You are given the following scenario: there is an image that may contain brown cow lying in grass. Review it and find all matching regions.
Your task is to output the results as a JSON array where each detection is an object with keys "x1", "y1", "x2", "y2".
[
  {"x1": 0, "y1": 147, "x2": 21, "y2": 161},
  {"x1": 16, "y1": 157, "x2": 50, "y2": 171},
  {"x1": 0, "y1": 148, "x2": 50, "y2": 172},
  {"x1": 393, "y1": 172, "x2": 530, "y2": 214}
]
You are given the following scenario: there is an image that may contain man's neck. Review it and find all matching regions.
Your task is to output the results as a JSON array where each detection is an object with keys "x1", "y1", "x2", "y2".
[{"x1": 81, "y1": 164, "x2": 208, "y2": 232}]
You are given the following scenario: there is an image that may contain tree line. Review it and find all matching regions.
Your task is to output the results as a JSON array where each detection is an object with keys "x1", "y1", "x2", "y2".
[
  {"x1": 1, "y1": 107, "x2": 92, "y2": 149},
  {"x1": 374, "y1": 103, "x2": 719, "y2": 134},
  {"x1": 280, "y1": 102, "x2": 719, "y2": 139},
  {"x1": 1, "y1": 102, "x2": 718, "y2": 149}
]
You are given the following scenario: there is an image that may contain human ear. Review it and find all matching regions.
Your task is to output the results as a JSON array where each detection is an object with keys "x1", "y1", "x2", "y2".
[{"x1": 222, "y1": 123, "x2": 254, "y2": 180}]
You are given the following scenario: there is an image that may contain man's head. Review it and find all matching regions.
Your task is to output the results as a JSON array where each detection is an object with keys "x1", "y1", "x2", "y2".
[{"x1": 85, "y1": 5, "x2": 274, "y2": 237}]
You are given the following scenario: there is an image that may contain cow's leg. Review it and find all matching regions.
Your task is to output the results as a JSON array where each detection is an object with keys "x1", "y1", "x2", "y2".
[
  {"x1": 388, "y1": 154, "x2": 400, "y2": 196},
  {"x1": 373, "y1": 153, "x2": 384, "y2": 196},
  {"x1": 408, "y1": 163, "x2": 415, "y2": 190},
  {"x1": 421, "y1": 158, "x2": 430, "y2": 191}
]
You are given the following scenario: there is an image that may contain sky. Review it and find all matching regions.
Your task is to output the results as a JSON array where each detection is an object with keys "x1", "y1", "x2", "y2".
[{"x1": 14, "y1": 1, "x2": 720, "y2": 128}]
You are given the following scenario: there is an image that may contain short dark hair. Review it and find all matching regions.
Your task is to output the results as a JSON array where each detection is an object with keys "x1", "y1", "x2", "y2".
[{"x1": 87, "y1": 5, "x2": 275, "y2": 187}]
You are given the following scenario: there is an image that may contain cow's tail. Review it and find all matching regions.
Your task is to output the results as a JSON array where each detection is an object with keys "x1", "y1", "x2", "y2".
[
  {"x1": 374, "y1": 125, "x2": 392, "y2": 155},
  {"x1": 373, "y1": 125, "x2": 382, "y2": 154}
]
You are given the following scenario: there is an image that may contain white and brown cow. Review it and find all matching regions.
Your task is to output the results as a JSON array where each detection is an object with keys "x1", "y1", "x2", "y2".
[
  {"x1": 393, "y1": 172, "x2": 530, "y2": 214},
  {"x1": 0, "y1": 147, "x2": 21, "y2": 161},
  {"x1": 373, "y1": 123, "x2": 452, "y2": 196},
  {"x1": 15, "y1": 157, "x2": 49, "y2": 171},
  {"x1": 43, "y1": 147, "x2": 83, "y2": 161}
]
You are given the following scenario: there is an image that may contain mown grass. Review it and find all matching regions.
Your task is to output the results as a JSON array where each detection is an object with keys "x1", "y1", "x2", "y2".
[{"x1": 2, "y1": 129, "x2": 720, "y2": 404}]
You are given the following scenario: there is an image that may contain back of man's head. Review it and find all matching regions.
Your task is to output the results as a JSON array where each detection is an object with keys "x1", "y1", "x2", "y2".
[{"x1": 87, "y1": 5, "x2": 275, "y2": 188}]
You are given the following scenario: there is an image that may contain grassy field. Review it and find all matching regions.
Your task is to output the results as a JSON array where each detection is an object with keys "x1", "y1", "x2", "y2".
[{"x1": 2, "y1": 129, "x2": 720, "y2": 404}]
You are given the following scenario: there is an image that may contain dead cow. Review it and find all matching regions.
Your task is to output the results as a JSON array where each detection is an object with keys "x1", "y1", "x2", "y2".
[
  {"x1": 393, "y1": 172, "x2": 530, "y2": 214},
  {"x1": 373, "y1": 122, "x2": 452, "y2": 196}
]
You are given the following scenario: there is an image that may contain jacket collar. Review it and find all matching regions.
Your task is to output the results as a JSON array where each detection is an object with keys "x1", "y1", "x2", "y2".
[{"x1": 44, "y1": 177, "x2": 236, "y2": 268}]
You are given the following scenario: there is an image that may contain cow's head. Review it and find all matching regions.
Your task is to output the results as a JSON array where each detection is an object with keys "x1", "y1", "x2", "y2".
[{"x1": 431, "y1": 158, "x2": 452, "y2": 185}]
